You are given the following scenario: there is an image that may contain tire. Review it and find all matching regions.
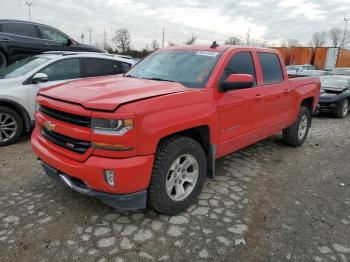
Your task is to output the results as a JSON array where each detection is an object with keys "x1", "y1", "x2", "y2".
[
  {"x1": 148, "y1": 135, "x2": 207, "y2": 215},
  {"x1": 282, "y1": 106, "x2": 311, "y2": 147},
  {"x1": 0, "y1": 106, "x2": 23, "y2": 146},
  {"x1": 335, "y1": 99, "x2": 349, "y2": 118},
  {"x1": 0, "y1": 51, "x2": 7, "y2": 69}
]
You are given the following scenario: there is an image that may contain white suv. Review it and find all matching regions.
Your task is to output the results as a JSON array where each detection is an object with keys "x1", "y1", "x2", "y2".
[{"x1": 0, "y1": 52, "x2": 137, "y2": 145}]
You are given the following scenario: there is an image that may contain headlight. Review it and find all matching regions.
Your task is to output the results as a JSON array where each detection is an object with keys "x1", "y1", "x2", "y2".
[{"x1": 92, "y1": 118, "x2": 133, "y2": 136}]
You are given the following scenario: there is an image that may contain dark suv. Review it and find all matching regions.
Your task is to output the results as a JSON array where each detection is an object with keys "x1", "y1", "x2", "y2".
[{"x1": 0, "y1": 19, "x2": 104, "y2": 68}]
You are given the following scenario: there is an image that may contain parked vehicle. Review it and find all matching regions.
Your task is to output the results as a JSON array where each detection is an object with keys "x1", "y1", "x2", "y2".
[
  {"x1": 318, "y1": 75, "x2": 350, "y2": 118},
  {"x1": 0, "y1": 52, "x2": 137, "y2": 145},
  {"x1": 331, "y1": 67, "x2": 350, "y2": 76},
  {"x1": 286, "y1": 64, "x2": 316, "y2": 75},
  {"x1": 288, "y1": 69, "x2": 330, "y2": 78},
  {"x1": 0, "y1": 19, "x2": 104, "y2": 68},
  {"x1": 31, "y1": 45, "x2": 320, "y2": 214}
]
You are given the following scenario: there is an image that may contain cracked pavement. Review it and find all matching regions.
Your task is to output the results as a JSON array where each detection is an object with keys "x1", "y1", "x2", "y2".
[{"x1": 0, "y1": 116, "x2": 349, "y2": 261}]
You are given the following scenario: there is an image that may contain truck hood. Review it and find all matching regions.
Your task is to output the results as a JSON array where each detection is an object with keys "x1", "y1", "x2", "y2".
[{"x1": 38, "y1": 76, "x2": 191, "y2": 111}]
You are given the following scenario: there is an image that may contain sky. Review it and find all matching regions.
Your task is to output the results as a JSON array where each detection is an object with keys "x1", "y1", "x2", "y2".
[{"x1": 1, "y1": 0, "x2": 350, "y2": 50}]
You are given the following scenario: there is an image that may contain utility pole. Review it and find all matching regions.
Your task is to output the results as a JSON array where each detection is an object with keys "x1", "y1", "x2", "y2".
[
  {"x1": 162, "y1": 28, "x2": 165, "y2": 48},
  {"x1": 24, "y1": 1, "x2": 34, "y2": 21},
  {"x1": 81, "y1": 33, "x2": 85, "y2": 44},
  {"x1": 246, "y1": 26, "x2": 250, "y2": 46},
  {"x1": 341, "y1": 18, "x2": 350, "y2": 48},
  {"x1": 103, "y1": 29, "x2": 107, "y2": 49},
  {"x1": 110, "y1": 27, "x2": 113, "y2": 48},
  {"x1": 89, "y1": 28, "x2": 92, "y2": 45}
]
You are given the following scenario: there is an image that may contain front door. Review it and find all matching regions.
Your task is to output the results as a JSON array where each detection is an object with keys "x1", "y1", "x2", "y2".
[{"x1": 217, "y1": 51, "x2": 265, "y2": 157}]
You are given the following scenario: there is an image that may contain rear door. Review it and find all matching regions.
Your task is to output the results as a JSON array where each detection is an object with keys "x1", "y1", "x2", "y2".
[
  {"x1": 217, "y1": 50, "x2": 265, "y2": 157},
  {"x1": 0, "y1": 21, "x2": 45, "y2": 62},
  {"x1": 257, "y1": 52, "x2": 293, "y2": 137}
]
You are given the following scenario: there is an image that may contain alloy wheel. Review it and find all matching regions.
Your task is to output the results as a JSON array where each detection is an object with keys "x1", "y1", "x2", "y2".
[
  {"x1": 298, "y1": 115, "x2": 308, "y2": 140},
  {"x1": 0, "y1": 113, "x2": 17, "y2": 142},
  {"x1": 165, "y1": 154, "x2": 199, "y2": 201}
]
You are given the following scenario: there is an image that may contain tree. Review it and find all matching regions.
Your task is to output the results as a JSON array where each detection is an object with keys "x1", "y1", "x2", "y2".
[
  {"x1": 328, "y1": 27, "x2": 342, "y2": 47},
  {"x1": 150, "y1": 40, "x2": 160, "y2": 51},
  {"x1": 113, "y1": 28, "x2": 131, "y2": 53},
  {"x1": 225, "y1": 36, "x2": 241, "y2": 45},
  {"x1": 310, "y1": 31, "x2": 327, "y2": 47},
  {"x1": 184, "y1": 35, "x2": 197, "y2": 45},
  {"x1": 281, "y1": 39, "x2": 300, "y2": 47}
]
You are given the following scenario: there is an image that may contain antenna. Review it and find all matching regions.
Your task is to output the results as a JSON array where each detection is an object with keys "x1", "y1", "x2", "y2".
[{"x1": 210, "y1": 41, "x2": 219, "y2": 48}]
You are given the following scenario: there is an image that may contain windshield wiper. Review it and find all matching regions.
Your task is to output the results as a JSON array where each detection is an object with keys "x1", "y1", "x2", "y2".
[{"x1": 144, "y1": 77, "x2": 176, "y2": 82}]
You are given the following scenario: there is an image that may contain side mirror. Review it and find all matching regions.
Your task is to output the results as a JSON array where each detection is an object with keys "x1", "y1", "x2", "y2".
[
  {"x1": 220, "y1": 74, "x2": 254, "y2": 92},
  {"x1": 32, "y1": 73, "x2": 48, "y2": 84},
  {"x1": 66, "y1": 38, "x2": 73, "y2": 46}
]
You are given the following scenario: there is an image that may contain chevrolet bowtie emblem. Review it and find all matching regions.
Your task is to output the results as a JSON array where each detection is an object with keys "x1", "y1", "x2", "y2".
[{"x1": 44, "y1": 121, "x2": 56, "y2": 132}]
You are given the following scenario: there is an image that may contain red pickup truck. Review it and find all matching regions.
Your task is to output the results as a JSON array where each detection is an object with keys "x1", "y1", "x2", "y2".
[{"x1": 31, "y1": 45, "x2": 320, "y2": 214}]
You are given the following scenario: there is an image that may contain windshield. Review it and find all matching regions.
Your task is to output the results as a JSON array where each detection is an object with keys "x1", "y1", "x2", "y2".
[
  {"x1": 320, "y1": 76, "x2": 350, "y2": 88},
  {"x1": 125, "y1": 50, "x2": 222, "y2": 88},
  {"x1": 0, "y1": 57, "x2": 50, "y2": 79}
]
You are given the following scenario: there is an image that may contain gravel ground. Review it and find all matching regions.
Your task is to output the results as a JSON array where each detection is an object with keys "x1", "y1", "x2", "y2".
[{"x1": 0, "y1": 116, "x2": 349, "y2": 262}]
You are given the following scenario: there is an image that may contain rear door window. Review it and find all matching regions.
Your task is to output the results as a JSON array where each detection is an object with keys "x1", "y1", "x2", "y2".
[
  {"x1": 81, "y1": 58, "x2": 125, "y2": 77},
  {"x1": 39, "y1": 58, "x2": 80, "y2": 81},
  {"x1": 2, "y1": 22, "x2": 39, "y2": 38},
  {"x1": 258, "y1": 53, "x2": 284, "y2": 84}
]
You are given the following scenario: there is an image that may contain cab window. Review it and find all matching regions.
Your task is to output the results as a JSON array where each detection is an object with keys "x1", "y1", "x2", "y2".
[
  {"x1": 81, "y1": 58, "x2": 125, "y2": 77},
  {"x1": 39, "y1": 58, "x2": 80, "y2": 81},
  {"x1": 220, "y1": 52, "x2": 256, "y2": 85},
  {"x1": 2, "y1": 22, "x2": 39, "y2": 38},
  {"x1": 258, "y1": 53, "x2": 284, "y2": 84},
  {"x1": 38, "y1": 25, "x2": 69, "y2": 43}
]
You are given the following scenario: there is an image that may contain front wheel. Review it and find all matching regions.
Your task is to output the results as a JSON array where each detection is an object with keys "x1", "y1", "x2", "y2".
[
  {"x1": 148, "y1": 135, "x2": 207, "y2": 215},
  {"x1": 335, "y1": 99, "x2": 349, "y2": 118},
  {"x1": 282, "y1": 106, "x2": 311, "y2": 147}
]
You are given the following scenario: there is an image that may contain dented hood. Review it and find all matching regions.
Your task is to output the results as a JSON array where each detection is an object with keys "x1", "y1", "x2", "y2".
[{"x1": 38, "y1": 75, "x2": 190, "y2": 111}]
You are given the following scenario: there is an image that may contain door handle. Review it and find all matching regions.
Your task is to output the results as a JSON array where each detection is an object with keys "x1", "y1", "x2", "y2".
[
  {"x1": 254, "y1": 94, "x2": 264, "y2": 99},
  {"x1": 44, "y1": 43, "x2": 55, "y2": 46}
]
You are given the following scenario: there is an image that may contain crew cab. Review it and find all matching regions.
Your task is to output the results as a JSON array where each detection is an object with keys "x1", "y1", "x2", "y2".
[{"x1": 31, "y1": 45, "x2": 320, "y2": 214}]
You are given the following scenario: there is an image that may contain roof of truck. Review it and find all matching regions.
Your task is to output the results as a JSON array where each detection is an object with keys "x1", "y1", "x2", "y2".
[{"x1": 163, "y1": 44, "x2": 273, "y2": 52}]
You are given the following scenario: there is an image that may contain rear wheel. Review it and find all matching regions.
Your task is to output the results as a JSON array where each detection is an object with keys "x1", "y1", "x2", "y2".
[
  {"x1": 335, "y1": 99, "x2": 349, "y2": 118},
  {"x1": 148, "y1": 135, "x2": 207, "y2": 215},
  {"x1": 0, "y1": 107, "x2": 23, "y2": 146},
  {"x1": 282, "y1": 106, "x2": 311, "y2": 147},
  {"x1": 0, "y1": 51, "x2": 7, "y2": 69}
]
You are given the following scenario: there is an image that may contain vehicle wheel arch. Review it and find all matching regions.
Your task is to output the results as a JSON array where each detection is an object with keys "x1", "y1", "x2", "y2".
[
  {"x1": 0, "y1": 99, "x2": 32, "y2": 131},
  {"x1": 300, "y1": 97, "x2": 314, "y2": 114},
  {"x1": 0, "y1": 48, "x2": 8, "y2": 68},
  {"x1": 155, "y1": 125, "x2": 216, "y2": 178}
]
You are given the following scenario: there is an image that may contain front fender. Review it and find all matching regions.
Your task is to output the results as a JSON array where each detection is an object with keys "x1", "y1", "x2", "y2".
[{"x1": 136, "y1": 101, "x2": 217, "y2": 155}]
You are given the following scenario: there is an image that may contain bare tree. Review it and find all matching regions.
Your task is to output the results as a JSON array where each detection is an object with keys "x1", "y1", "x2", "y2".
[
  {"x1": 281, "y1": 39, "x2": 300, "y2": 47},
  {"x1": 310, "y1": 31, "x2": 327, "y2": 47},
  {"x1": 328, "y1": 27, "x2": 342, "y2": 47},
  {"x1": 113, "y1": 28, "x2": 131, "y2": 53},
  {"x1": 184, "y1": 35, "x2": 197, "y2": 45},
  {"x1": 150, "y1": 40, "x2": 160, "y2": 51},
  {"x1": 225, "y1": 36, "x2": 241, "y2": 45}
]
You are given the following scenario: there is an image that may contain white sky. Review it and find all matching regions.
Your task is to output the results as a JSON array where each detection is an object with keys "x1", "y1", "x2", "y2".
[{"x1": 1, "y1": 0, "x2": 350, "y2": 49}]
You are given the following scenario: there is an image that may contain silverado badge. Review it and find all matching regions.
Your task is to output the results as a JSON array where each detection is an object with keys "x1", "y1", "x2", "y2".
[{"x1": 44, "y1": 121, "x2": 56, "y2": 132}]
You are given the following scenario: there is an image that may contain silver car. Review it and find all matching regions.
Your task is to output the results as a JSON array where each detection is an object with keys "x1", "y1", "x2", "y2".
[{"x1": 0, "y1": 51, "x2": 137, "y2": 145}]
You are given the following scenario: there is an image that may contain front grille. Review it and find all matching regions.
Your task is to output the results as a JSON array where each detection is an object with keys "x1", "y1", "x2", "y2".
[
  {"x1": 41, "y1": 127, "x2": 90, "y2": 154},
  {"x1": 39, "y1": 105, "x2": 91, "y2": 127}
]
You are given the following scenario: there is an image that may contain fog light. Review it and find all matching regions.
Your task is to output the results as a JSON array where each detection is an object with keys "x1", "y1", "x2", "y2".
[{"x1": 104, "y1": 170, "x2": 115, "y2": 187}]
